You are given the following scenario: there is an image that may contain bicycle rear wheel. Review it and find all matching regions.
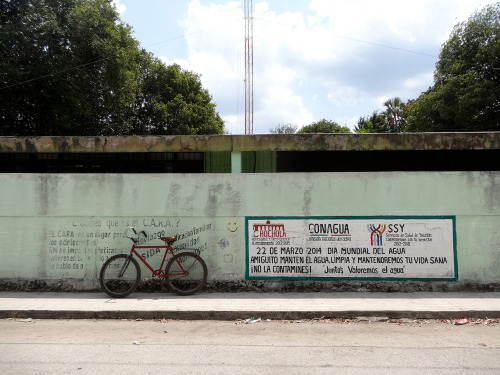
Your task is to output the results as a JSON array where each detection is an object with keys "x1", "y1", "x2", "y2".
[
  {"x1": 99, "y1": 254, "x2": 141, "y2": 298},
  {"x1": 165, "y1": 252, "x2": 207, "y2": 296}
]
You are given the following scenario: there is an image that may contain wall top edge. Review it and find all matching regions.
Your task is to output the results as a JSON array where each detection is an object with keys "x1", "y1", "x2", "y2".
[{"x1": 0, "y1": 133, "x2": 499, "y2": 153}]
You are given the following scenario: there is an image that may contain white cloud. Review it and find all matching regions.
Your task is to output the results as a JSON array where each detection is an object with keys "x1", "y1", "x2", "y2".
[
  {"x1": 259, "y1": 85, "x2": 315, "y2": 132},
  {"x1": 326, "y1": 85, "x2": 365, "y2": 108},
  {"x1": 157, "y1": 0, "x2": 490, "y2": 133},
  {"x1": 158, "y1": 1, "x2": 245, "y2": 133},
  {"x1": 162, "y1": 0, "x2": 319, "y2": 133},
  {"x1": 112, "y1": 0, "x2": 126, "y2": 15},
  {"x1": 402, "y1": 72, "x2": 434, "y2": 93}
]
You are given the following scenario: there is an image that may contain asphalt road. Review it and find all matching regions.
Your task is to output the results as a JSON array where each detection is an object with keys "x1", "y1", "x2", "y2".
[{"x1": 1, "y1": 318, "x2": 499, "y2": 374}]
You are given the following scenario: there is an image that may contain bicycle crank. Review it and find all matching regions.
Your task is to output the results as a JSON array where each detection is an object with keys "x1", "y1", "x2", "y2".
[{"x1": 152, "y1": 270, "x2": 165, "y2": 280}]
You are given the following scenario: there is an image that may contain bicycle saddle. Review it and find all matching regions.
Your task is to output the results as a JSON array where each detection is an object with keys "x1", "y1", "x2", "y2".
[{"x1": 161, "y1": 236, "x2": 177, "y2": 244}]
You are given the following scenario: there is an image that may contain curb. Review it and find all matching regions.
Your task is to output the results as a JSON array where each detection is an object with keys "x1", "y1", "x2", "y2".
[{"x1": 2, "y1": 309, "x2": 499, "y2": 320}]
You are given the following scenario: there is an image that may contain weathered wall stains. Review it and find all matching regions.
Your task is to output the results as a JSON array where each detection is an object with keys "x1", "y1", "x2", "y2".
[
  {"x1": 0, "y1": 171, "x2": 499, "y2": 292},
  {"x1": 1, "y1": 133, "x2": 499, "y2": 153}
]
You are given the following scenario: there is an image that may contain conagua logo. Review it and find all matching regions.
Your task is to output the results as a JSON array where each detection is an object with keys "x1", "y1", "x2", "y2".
[
  {"x1": 367, "y1": 224, "x2": 386, "y2": 246},
  {"x1": 253, "y1": 220, "x2": 287, "y2": 238}
]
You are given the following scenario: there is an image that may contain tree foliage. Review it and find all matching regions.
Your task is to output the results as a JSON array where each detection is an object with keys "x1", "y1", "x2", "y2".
[
  {"x1": 382, "y1": 97, "x2": 407, "y2": 132},
  {"x1": 269, "y1": 123, "x2": 298, "y2": 134},
  {"x1": 0, "y1": 0, "x2": 224, "y2": 136},
  {"x1": 355, "y1": 111, "x2": 389, "y2": 133},
  {"x1": 355, "y1": 98, "x2": 408, "y2": 133},
  {"x1": 406, "y1": 4, "x2": 500, "y2": 132},
  {"x1": 132, "y1": 61, "x2": 224, "y2": 135},
  {"x1": 298, "y1": 119, "x2": 350, "y2": 134}
]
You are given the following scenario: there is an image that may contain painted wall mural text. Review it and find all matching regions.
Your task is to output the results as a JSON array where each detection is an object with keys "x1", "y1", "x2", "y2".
[{"x1": 246, "y1": 217, "x2": 457, "y2": 280}]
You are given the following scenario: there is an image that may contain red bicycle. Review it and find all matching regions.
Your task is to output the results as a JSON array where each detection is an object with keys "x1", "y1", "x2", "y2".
[{"x1": 99, "y1": 227, "x2": 207, "y2": 298}]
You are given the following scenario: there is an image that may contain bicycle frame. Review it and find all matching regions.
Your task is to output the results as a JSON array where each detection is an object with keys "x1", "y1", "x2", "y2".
[
  {"x1": 128, "y1": 243, "x2": 185, "y2": 278},
  {"x1": 100, "y1": 227, "x2": 207, "y2": 298}
]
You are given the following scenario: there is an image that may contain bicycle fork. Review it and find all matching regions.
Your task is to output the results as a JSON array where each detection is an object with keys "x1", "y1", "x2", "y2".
[{"x1": 117, "y1": 254, "x2": 134, "y2": 278}]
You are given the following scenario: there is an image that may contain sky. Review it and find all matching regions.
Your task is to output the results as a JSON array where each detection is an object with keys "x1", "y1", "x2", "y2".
[{"x1": 113, "y1": 0, "x2": 493, "y2": 134}]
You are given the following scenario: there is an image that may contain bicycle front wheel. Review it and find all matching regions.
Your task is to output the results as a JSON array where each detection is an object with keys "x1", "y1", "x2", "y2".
[
  {"x1": 165, "y1": 252, "x2": 207, "y2": 296},
  {"x1": 99, "y1": 254, "x2": 141, "y2": 298}
]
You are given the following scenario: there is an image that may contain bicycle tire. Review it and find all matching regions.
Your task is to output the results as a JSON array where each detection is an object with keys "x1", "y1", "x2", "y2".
[
  {"x1": 165, "y1": 252, "x2": 207, "y2": 296},
  {"x1": 99, "y1": 254, "x2": 141, "y2": 298}
]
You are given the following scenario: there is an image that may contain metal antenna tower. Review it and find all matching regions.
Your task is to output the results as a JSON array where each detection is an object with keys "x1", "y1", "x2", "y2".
[{"x1": 244, "y1": 0, "x2": 254, "y2": 134}]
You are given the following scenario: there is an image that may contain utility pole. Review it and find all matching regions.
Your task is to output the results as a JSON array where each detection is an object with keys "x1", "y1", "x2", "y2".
[{"x1": 244, "y1": 0, "x2": 254, "y2": 134}]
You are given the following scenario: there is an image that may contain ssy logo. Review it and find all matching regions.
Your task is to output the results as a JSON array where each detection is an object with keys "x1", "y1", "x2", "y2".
[{"x1": 367, "y1": 224, "x2": 386, "y2": 246}]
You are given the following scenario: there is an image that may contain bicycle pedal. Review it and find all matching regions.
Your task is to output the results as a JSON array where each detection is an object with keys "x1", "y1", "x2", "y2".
[{"x1": 152, "y1": 271, "x2": 164, "y2": 281}]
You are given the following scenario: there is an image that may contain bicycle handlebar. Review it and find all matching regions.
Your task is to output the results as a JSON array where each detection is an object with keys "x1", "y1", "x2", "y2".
[{"x1": 124, "y1": 227, "x2": 147, "y2": 241}]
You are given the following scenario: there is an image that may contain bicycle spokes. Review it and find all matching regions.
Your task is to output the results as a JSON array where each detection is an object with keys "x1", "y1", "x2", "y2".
[
  {"x1": 99, "y1": 254, "x2": 141, "y2": 298},
  {"x1": 166, "y1": 252, "x2": 207, "y2": 296}
]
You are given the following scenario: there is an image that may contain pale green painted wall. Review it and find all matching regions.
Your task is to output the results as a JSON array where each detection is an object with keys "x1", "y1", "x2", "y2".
[{"x1": 0, "y1": 172, "x2": 499, "y2": 289}]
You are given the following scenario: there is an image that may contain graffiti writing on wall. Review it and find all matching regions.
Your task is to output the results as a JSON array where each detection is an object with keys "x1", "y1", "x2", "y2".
[{"x1": 46, "y1": 217, "x2": 213, "y2": 278}]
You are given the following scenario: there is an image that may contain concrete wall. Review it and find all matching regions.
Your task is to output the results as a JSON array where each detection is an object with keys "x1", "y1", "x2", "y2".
[
  {"x1": 2, "y1": 133, "x2": 499, "y2": 153},
  {"x1": 0, "y1": 171, "x2": 499, "y2": 292}
]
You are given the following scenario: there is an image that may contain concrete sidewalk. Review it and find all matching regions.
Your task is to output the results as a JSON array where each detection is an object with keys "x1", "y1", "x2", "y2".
[{"x1": 1, "y1": 292, "x2": 500, "y2": 320}]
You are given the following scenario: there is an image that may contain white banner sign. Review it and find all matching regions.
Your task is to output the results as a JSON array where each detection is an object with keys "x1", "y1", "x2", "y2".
[{"x1": 246, "y1": 217, "x2": 456, "y2": 280}]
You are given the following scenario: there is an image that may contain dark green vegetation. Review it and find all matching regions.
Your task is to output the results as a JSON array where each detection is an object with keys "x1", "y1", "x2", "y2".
[
  {"x1": 355, "y1": 98, "x2": 407, "y2": 133},
  {"x1": 0, "y1": 0, "x2": 224, "y2": 136},
  {"x1": 298, "y1": 119, "x2": 350, "y2": 134},
  {"x1": 269, "y1": 120, "x2": 350, "y2": 134},
  {"x1": 406, "y1": 3, "x2": 500, "y2": 132}
]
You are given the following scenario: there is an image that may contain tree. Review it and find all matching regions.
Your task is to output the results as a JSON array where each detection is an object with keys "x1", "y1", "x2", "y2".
[
  {"x1": 132, "y1": 62, "x2": 224, "y2": 135},
  {"x1": 269, "y1": 123, "x2": 298, "y2": 134},
  {"x1": 0, "y1": 0, "x2": 224, "y2": 136},
  {"x1": 298, "y1": 119, "x2": 351, "y2": 134},
  {"x1": 406, "y1": 4, "x2": 500, "y2": 132},
  {"x1": 382, "y1": 97, "x2": 407, "y2": 132},
  {"x1": 0, "y1": 0, "x2": 141, "y2": 135},
  {"x1": 355, "y1": 98, "x2": 408, "y2": 133},
  {"x1": 355, "y1": 111, "x2": 389, "y2": 133}
]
